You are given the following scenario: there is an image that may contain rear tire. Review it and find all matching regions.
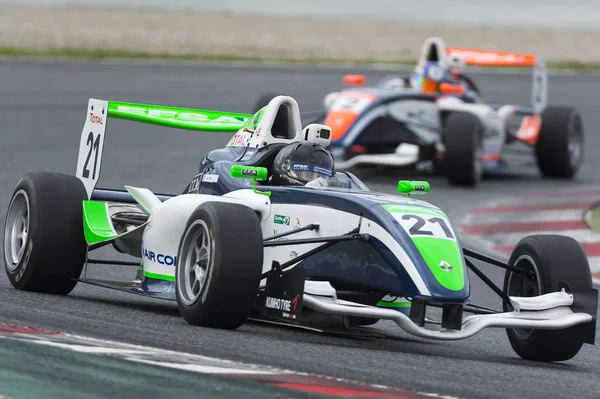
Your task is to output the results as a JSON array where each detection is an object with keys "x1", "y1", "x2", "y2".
[
  {"x1": 503, "y1": 235, "x2": 592, "y2": 361},
  {"x1": 176, "y1": 201, "x2": 264, "y2": 329},
  {"x1": 535, "y1": 106, "x2": 584, "y2": 178},
  {"x1": 3, "y1": 172, "x2": 88, "y2": 295},
  {"x1": 442, "y1": 112, "x2": 483, "y2": 186}
]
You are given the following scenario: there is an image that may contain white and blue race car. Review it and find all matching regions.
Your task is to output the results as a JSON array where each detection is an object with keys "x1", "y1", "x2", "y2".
[
  {"x1": 253, "y1": 37, "x2": 585, "y2": 187},
  {"x1": 3, "y1": 95, "x2": 597, "y2": 362}
]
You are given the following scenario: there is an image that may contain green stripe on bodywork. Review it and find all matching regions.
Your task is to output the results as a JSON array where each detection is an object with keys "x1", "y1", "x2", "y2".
[
  {"x1": 376, "y1": 300, "x2": 411, "y2": 308},
  {"x1": 144, "y1": 271, "x2": 175, "y2": 282},
  {"x1": 107, "y1": 101, "x2": 251, "y2": 132},
  {"x1": 411, "y1": 237, "x2": 465, "y2": 291},
  {"x1": 82, "y1": 201, "x2": 124, "y2": 245}
]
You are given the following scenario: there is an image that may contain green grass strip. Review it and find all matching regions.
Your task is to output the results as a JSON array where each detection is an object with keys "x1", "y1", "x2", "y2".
[{"x1": 2, "y1": 46, "x2": 600, "y2": 70}]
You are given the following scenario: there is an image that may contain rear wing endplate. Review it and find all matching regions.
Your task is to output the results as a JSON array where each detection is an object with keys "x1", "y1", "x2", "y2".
[
  {"x1": 75, "y1": 99, "x2": 252, "y2": 199},
  {"x1": 447, "y1": 47, "x2": 547, "y2": 114}
]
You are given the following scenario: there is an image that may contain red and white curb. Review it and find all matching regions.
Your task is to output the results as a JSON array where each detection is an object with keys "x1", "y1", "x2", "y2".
[
  {"x1": 0, "y1": 323, "x2": 456, "y2": 399},
  {"x1": 457, "y1": 188, "x2": 600, "y2": 285}
]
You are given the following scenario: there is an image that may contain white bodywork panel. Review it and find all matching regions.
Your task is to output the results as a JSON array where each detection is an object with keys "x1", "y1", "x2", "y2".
[
  {"x1": 140, "y1": 189, "x2": 271, "y2": 279},
  {"x1": 134, "y1": 187, "x2": 432, "y2": 296},
  {"x1": 76, "y1": 98, "x2": 108, "y2": 199}
]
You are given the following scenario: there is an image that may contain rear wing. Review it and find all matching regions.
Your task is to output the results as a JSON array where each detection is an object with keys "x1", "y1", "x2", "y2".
[
  {"x1": 75, "y1": 99, "x2": 252, "y2": 198},
  {"x1": 446, "y1": 47, "x2": 547, "y2": 114}
]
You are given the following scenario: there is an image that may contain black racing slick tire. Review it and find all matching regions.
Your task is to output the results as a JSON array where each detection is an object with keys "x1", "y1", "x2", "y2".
[
  {"x1": 503, "y1": 235, "x2": 593, "y2": 362},
  {"x1": 3, "y1": 171, "x2": 88, "y2": 295},
  {"x1": 252, "y1": 92, "x2": 282, "y2": 114},
  {"x1": 535, "y1": 106, "x2": 584, "y2": 179},
  {"x1": 176, "y1": 201, "x2": 264, "y2": 329},
  {"x1": 442, "y1": 112, "x2": 483, "y2": 187}
]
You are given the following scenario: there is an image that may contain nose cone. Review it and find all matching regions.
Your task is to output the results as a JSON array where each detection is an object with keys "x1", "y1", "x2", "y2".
[{"x1": 412, "y1": 236, "x2": 466, "y2": 292}]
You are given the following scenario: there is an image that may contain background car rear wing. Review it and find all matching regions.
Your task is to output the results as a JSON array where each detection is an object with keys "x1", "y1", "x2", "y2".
[
  {"x1": 75, "y1": 98, "x2": 252, "y2": 198},
  {"x1": 446, "y1": 47, "x2": 548, "y2": 115}
]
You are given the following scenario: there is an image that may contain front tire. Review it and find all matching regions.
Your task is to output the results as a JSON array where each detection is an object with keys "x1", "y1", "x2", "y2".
[
  {"x1": 3, "y1": 172, "x2": 88, "y2": 295},
  {"x1": 176, "y1": 201, "x2": 264, "y2": 329},
  {"x1": 503, "y1": 235, "x2": 592, "y2": 361},
  {"x1": 442, "y1": 112, "x2": 483, "y2": 186},
  {"x1": 535, "y1": 106, "x2": 584, "y2": 178}
]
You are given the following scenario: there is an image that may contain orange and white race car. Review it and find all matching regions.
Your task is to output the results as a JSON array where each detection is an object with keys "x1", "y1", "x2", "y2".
[{"x1": 253, "y1": 37, "x2": 584, "y2": 187}]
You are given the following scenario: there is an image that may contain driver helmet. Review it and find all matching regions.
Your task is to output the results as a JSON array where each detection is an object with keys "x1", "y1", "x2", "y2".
[
  {"x1": 270, "y1": 141, "x2": 334, "y2": 186},
  {"x1": 446, "y1": 54, "x2": 466, "y2": 80}
]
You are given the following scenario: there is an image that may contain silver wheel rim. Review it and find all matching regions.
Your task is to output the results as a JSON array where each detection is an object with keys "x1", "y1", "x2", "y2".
[
  {"x1": 506, "y1": 254, "x2": 542, "y2": 339},
  {"x1": 568, "y1": 114, "x2": 583, "y2": 168},
  {"x1": 4, "y1": 189, "x2": 30, "y2": 271},
  {"x1": 176, "y1": 219, "x2": 213, "y2": 306}
]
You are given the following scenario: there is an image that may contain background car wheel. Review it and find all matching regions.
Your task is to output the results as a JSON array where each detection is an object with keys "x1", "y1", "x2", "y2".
[
  {"x1": 3, "y1": 171, "x2": 88, "y2": 295},
  {"x1": 176, "y1": 201, "x2": 264, "y2": 329},
  {"x1": 442, "y1": 112, "x2": 483, "y2": 186},
  {"x1": 503, "y1": 234, "x2": 592, "y2": 361},
  {"x1": 252, "y1": 92, "x2": 282, "y2": 114},
  {"x1": 535, "y1": 105, "x2": 584, "y2": 178}
]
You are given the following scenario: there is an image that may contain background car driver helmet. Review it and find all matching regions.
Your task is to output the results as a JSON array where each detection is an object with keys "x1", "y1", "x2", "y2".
[
  {"x1": 270, "y1": 141, "x2": 334, "y2": 186},
  {"x1": 447, "y1": 54, "x2": 466, "y2": 80}
]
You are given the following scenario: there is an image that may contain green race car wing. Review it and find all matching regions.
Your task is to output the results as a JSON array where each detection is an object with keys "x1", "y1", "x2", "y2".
[
  {"x1": 108, "y1": 101, "x2": 252, "y2": 132},
  {"x1": 76, "y1": 98, "x2": 253, "y2": 199}
]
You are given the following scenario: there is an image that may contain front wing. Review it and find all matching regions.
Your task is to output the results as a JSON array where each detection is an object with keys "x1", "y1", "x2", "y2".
[{"x1": 302, "y1": 284, "x2": 594, "y2": 341}]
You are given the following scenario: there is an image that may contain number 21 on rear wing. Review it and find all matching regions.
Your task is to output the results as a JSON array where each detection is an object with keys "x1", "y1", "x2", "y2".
[{"x1": 446, "y1": 47, "x2": 547, "y2": 115}]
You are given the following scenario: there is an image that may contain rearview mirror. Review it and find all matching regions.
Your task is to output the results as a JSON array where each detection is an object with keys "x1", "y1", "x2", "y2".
[
  {"x1": 230, "y1": 165, "x2": 270, "y2": 196},
  {"x1": 398, "y1": 180, "x2": 430, "y2": 197},
  {"x1": 230, "y1": 165, "x2": 268, "y2": 181}
]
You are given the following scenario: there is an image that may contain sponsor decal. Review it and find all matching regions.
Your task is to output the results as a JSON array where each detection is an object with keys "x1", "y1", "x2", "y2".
[
  {"x1": 89, "y1": 112, "x2": 104, "y2": 125},
  {"x1": 116, "y1": 105, "x2": 246, "y2": 124},
  {"x1": 291, "y1": 164, "x2": 332, "y2": 177},
  {"x1": 264, "y1": 262, "x2": 305, "y2": 321},
  {"x1": 274, "y1": 214, "x2": 290, "y2": 225},
  {"x1": 265, "y1": 296, "x2": 294, "y2": 312},
  {"x1": 289, "y1": 250, "x2": 298, "y2": 258},
  {"x1": 439, "y1": 260, "x2": 453, "y2": 272},
  {"x1": 292, "y1": 164, "x2": 309, "y2": 171},
  {"x1": 143, "y1": 248, "x2": 177, "y2": 266},
  {"x1": 241, "y1": 168, "x2": 258, "y2": 176},
  {"x1": 201, "y1": 174, "x2": 219, "y2": 183},
  {"x1": 313, "y1": 166, "x2": 333, "y2": 177},
  {"x1": 227, "y1": 132, "x2": 250, "y2": 147},
  {"x1": 293, "y1": 218, "x2": 301, "y2": 229},
  {"x1": 271, "y1": 229, "x2": 288, "y2": 248},
  {"x1": 188, "y1": 175, "x2": 200, "y2": 193}
]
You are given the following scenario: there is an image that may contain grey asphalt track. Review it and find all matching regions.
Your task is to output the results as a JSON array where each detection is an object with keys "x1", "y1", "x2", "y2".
[{"x1": 1, "y1": 59, "x2": 600, "y2": 399}]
